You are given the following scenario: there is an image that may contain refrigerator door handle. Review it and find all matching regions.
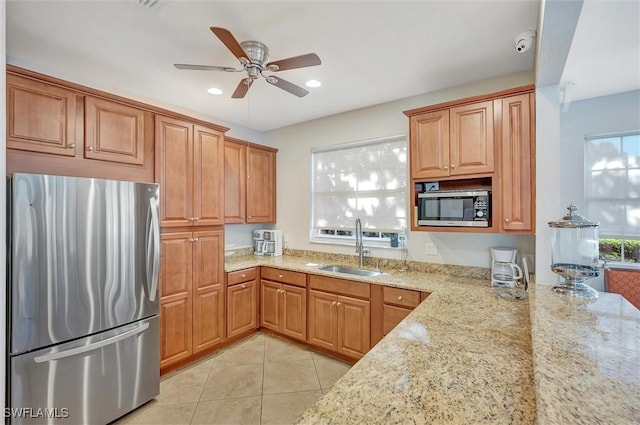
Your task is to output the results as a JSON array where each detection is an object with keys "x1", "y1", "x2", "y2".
[
  {"x1": 146, "y1": 196, "x2": 160, "y2": 302},
  {"x1": 33, "y1": 322, "x2": 150, "y2": 363}
]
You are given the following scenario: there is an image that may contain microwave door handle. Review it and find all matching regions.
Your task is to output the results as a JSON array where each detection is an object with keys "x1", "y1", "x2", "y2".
[{"x1": 33, "y1": 322, "x2": 150, "y2": 363}]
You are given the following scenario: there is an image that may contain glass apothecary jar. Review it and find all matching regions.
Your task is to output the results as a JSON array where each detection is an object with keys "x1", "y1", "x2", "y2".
[{"x1": 548, "y1": 204, "x2": 601, "y2": 301}]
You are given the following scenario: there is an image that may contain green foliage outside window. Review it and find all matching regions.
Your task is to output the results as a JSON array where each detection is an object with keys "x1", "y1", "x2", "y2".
[{"x1": 599, "y1": 239, "x2": 640, "y2": 263}]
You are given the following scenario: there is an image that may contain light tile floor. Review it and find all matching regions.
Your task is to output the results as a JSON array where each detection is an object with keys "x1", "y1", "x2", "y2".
[{"x1": 114, "y1": 333, "x2": 351, "y2": 425}]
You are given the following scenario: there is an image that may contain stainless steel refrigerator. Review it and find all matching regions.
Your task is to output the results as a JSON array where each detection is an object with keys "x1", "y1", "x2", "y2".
[{"x1": 7, "y1": 173, "x2": 160, "y2": 425}]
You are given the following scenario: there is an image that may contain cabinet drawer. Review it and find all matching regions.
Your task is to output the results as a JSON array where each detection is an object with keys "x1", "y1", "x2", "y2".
[
  {"x1": 261, "y1": 267, "x2": 306, "y2": 287},
  {"x1": 383, "y1": 286, "x2": 421, "y2": 308},
  {"x1": 309, "y1": 275, "x2": 370, "y2": 299},
  {"x1": 227, "y1": 268, "x2": 257, "y2": 286}
]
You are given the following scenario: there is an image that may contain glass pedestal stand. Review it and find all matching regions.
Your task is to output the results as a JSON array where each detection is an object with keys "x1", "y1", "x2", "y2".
[{"x1": 551, "y1": 263, "x2": 599, "y2": 301}]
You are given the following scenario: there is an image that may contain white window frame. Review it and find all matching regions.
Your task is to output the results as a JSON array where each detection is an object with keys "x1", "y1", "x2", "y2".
[
  {"x1": 310, "y1": 134, "x2": 407, "y2": 249},
  {"x1": 584, "y1": 130, "x2": 640, "y2": 265}
]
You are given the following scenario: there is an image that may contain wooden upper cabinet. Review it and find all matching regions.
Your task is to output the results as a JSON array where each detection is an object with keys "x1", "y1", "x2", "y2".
[
  {"x1": 246, "y1": 146, "x2": 276, "y2": 223},
  {"x1": 224, "y1": 138, "x2": 277, "y2": 224},
  {"x1": 155, "y1": 116, "x2": 224, "y2": 227},
  {"x1": 410, "y1": 110, "x2": 450, "y2": 179},
  {"x1": 500, "y1": 93, "x2": 534, "y2": 232},
  {"x1": 7, "y1": 74, "x2": 79, "y2": 156},
  {"x1": 156, "y1": 116, "x2": 193, "y2": 226},
  {"x1": 449, "y1": 100, "x2": 494, "y2": 176},
  {"x1": 224, "y1": 140, "x2": 247, "y2": 223},
  {"x1": 84, "y1": 96, "x2": 145, "y2": 165},
  {"x1": 409, "y1": 100, "x2": 493, "y2": 179},
  {"x1": 193, "y1": 125, "x2": 225, "y2": 225}
]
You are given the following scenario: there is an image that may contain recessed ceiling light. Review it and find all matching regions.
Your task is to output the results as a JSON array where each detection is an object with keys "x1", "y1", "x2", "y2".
[
  {"x1": 305, "y1": 80, "x2": 321, "y2": 88},
  {"x1": 207, "y1": 87, "x2": 223, "y2": 95}
]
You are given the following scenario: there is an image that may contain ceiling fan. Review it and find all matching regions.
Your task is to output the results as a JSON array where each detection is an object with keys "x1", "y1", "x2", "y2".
[{"x1": 174, "y1": 27, "x2": 321, "y2": 99}]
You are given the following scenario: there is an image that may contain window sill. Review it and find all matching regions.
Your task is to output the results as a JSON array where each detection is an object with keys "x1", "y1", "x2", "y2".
[{"x1": 309, "y1": 239, "x2": 402, "y2": 251}]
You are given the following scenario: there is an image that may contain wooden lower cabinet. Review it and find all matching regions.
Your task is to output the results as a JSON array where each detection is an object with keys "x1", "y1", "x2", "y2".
[
  {"x1": 227, "y1": 279, "x2": 259, "y2": 339},
  {"x1": 261, "y1": 280, "x2": 307, "y2": 341},
  {"x1": 159, "y1": 230, "x2": 224, "y2": 370},
  {"x1": 382, "y1": 304, "x2": 413, "y2": 335},
  {"x1": 308, "y1": 289, "x2": 370, "y2": 360}
]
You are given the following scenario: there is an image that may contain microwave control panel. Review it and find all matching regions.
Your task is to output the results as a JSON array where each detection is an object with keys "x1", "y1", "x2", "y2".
[{"x1": 473, "y1": 196, "x2": 490, "y2": 220}]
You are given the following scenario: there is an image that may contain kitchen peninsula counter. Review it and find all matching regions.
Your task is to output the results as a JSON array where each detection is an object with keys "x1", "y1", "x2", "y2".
[{"x1": 224, "y1": 254, "x2": 640, "y2": 424}]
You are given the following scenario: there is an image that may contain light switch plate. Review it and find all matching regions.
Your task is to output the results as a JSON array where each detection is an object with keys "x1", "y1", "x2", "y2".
[{"x1": 425, "y1": 243, "x2": 438, "y2": 255}]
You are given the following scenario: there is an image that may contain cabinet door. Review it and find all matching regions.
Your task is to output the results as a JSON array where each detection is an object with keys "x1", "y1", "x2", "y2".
[
  {"x1": 501, "y1": 94, "x2": 533, "y2": 232},
  {"x1": 159, "y1": 232, "x2": 193, "y2": 368},
  {"x1": 382, "y1": 304, "x2": 412, "y2": 336},
  {"x1": 193, "y1": 125, "x2": 225, "y2": 225},
  {"x1": 192, "y1": 230, "x2": 225, "y2": 353},
  {"x1": 410, "y1": 110, "x2": 450, "y2": 179},
  {"x1": 224, "y1": 141, "x2": 247, "y2": 223},
  {"x1": 281, "y1": 284, "x2": 307, "y2": 342},
  {"x1": 307, "y1": 290, "x2": 338, "y2": 352},
  {"x1": 84, "y1": 96, "x2": 145, "y2": 165},
  {"x1": 246, "y1": 146, "x2": 276, "y2": 223},
  {"x1": 261, "y1": 280, "x2": 282, "y2": 332},
  {"x1": 227, "y1": 281, "x2": 258, "y2": 338},
  {"x1": 155, "y1": 115, "x2": 193, "y2": 226},
  {"x1": 337, "y1": 296, "x2": 370, "y2": 359},
  {"x1": 7, "y1": 74, "x2": 78, "y2": 156},
  {"x1": 450, "y1": 100, "x2": 494, "y2": 176}
]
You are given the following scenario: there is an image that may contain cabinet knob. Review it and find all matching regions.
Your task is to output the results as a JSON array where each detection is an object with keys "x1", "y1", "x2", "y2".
[
  {"x1": 242, "y1": 284, "x2": 246, "y2": 289},
  {"x1": 443, "y1": 165, "x2": 449, "y2": 170},
  {"x1": 241, "y1": 274, "x2": 246, "y2": 278},
  {"x1": 331, "y1": 301, "x2": 337, "y2": 307},
  {"x1": 68, "y1": 143, "x2": 76, "y2": 149},
  {"x1": 194, "y1": 217, "x2": 200, "y2": 221},
  {"x1": 279, "y1": 274, "x2": 284, "y2": 279},
  {"x1": 336, "y1": 302, "x2": 341, "y2": 307},
  {"x1": 505, "y1": 218, "x2": 511, "y2": 223},
  {"x1": 450, "y1": 164, "x2": 455, "y2": 169},
  {"x1": 398, "y1": 296, "x2": 403, "y2": 301},
  {"x1": 86, "y1": 146, "x2": 93, "y2": 151}
]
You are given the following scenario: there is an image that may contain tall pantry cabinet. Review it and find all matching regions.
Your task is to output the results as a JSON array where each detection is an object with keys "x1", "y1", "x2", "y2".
[{"x1": 155, "y1": 115, "x2": 228, "y2": 372}]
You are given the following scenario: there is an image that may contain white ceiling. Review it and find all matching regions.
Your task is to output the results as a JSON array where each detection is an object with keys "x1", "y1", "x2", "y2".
[
  {"x1": 561, "y1": 0, "x2": 640, "y2": 103},
  {"x1": 6, "y1": 0, "x2": 540, "y2": 132},
  {"x1": 7, "y1": 1, "x2": 640, "y2": 132}
]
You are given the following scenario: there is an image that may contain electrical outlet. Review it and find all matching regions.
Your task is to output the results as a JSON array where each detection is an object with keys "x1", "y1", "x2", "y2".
[
  {"x1": 424, "y1": 182, "x2": 439, "y2": 192},
  {"x1": 425, "y1": 243, "x2": 438, "y2": 255}
]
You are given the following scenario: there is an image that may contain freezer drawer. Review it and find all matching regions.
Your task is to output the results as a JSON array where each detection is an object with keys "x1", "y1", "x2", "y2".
[{"x1": 9, "y1": 317, "x2": 159, "y2": 425}]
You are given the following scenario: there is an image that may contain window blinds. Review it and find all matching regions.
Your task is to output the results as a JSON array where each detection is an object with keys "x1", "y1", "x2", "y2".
[{"x1": 311, "y1": 135, "x2": 407, "y2": 232}]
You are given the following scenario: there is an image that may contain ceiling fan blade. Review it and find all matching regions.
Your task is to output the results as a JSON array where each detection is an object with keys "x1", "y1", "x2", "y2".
[
  {"x1": 210, "y1": 27, "x2": 247, "y2": 61},
  {"x1": 174, "y1": 64, "x2": 238, "y2": 72},
  {"x1": 232, "y1": 78, "x2": 253, "y2": 99},
  {"x1": 266, "y1": 76, "x2": 309, "y2": 97},
  {"x1": 267, "y1": 53, "x2": 321, "y2": 71}
]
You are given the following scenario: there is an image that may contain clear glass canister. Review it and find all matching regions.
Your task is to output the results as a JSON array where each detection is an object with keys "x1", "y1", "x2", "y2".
[{"x1": 548, "y1": 204, "x2": 601, "y2": 300}]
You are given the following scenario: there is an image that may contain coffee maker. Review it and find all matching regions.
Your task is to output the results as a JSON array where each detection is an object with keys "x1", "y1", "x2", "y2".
[
  {"x1": 491, "y1": 247, "x2": 523, "y2": 288},
  {"x1": 253, "y1": 230, "x2": 283, "y2": 256}
]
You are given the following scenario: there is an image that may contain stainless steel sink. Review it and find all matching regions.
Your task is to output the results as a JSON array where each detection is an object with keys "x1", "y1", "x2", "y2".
[{"x1": 317, "y1": 265, "x2": 381, "y2": 277}]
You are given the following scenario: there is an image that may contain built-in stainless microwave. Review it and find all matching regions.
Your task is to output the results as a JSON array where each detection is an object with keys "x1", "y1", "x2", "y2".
[{"x1": 417, "y1": 190, "x2": 490, "y2": 227}]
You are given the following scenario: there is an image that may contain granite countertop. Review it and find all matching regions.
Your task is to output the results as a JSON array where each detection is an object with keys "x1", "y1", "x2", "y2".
[{"x1": 224, "y1": 254, "x2": 640, "y2": 424}]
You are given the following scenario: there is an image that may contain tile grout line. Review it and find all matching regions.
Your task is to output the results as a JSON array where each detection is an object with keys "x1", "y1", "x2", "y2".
[{"x1": 189, "y1": 353, "x2": 218, "y2": 425}]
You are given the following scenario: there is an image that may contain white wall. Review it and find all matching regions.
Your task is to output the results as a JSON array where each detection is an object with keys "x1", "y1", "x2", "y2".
[
  {"x1": 535, "y1": 85, "x2": 562, "y2": 284},
  {"x1": 264, "y1": 71, "x2": 536, "y2": 268},
  {"x1": 558, "y1": 89, "x2": 640, "y2": 290}
]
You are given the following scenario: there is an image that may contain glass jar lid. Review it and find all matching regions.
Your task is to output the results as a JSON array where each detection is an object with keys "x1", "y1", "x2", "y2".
[{"x1": 548, "y1": 204, "x2": 599, "y2": 228}]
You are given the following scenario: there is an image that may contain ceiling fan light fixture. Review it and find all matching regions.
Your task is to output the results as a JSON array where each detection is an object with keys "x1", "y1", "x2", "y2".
[
  {"x1": 207, "y1": 87, "x2": 223, "y2": 95},
  {"x1": 305, "y1": 80, "x2": 321, "y2": 88}
]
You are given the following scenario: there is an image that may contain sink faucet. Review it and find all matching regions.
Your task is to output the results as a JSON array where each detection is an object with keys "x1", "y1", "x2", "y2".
[{"x1": 355, "y1": 218, "x2": 370, "y2": 268}]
